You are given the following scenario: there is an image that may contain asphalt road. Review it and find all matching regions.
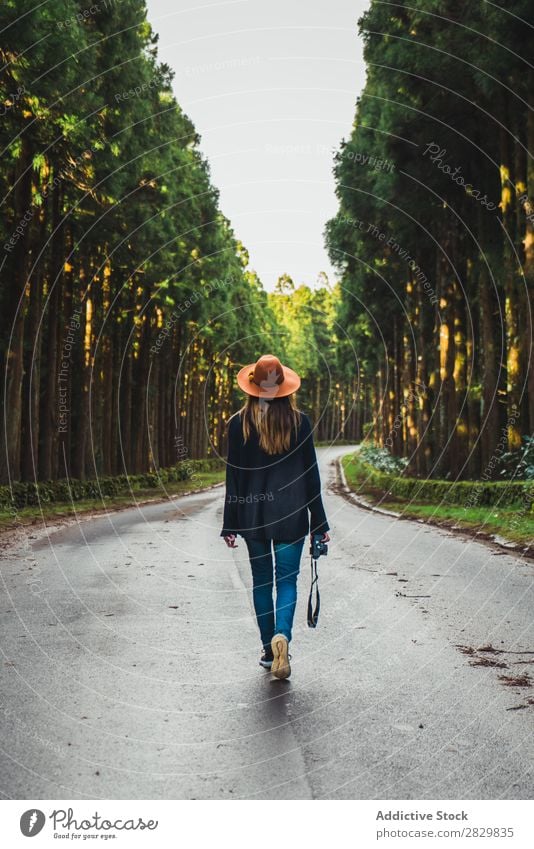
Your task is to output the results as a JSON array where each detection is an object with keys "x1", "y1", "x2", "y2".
[{"x1": 1, "y1": 445, "x2": 533, "y2": 800}]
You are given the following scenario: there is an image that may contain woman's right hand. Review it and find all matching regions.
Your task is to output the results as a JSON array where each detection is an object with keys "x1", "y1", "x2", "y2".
[
  {"x1": 311, "y1": 532, "x2": 330, "y2": 543},
  {"x1": 223, "y1": 534, "x2": 238, "y2": 548}
]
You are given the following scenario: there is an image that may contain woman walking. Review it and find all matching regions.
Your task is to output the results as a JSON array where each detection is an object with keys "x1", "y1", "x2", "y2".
[{"x1": 221, "y1": 354, "x2": 330, "y2": 679}]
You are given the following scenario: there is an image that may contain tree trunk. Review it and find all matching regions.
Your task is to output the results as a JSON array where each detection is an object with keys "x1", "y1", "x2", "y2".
[
  {"x1": 39, "y1": 181, "x2": 64, "y2": 480},
  {"x1": 21, "y1": 202, "x2": 46, "y2": 481},
  {"x1": 524, "y1": 76, "x2": 534, "y2": 434},
  {"x1": 0, "y1": 138, "x2": 33, "y2": 483},
  {"x1": 499, "y1": 104, "x2": 522, "y2": 449}
]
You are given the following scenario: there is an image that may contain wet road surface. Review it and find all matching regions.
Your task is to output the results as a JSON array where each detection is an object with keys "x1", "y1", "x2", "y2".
[{"x1": 1, "y1": 445, "x2": 533, "y2": 799}]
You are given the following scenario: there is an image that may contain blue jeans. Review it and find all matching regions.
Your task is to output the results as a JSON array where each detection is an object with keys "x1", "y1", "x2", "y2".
[{"x1": 245, "y1": 538, "x2": 305, "y2": 647}]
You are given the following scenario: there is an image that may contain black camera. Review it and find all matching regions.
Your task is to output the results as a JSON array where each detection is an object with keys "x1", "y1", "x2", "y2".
[{"x1": 310, "y1": 533, "x2": 328, "y2": 560}]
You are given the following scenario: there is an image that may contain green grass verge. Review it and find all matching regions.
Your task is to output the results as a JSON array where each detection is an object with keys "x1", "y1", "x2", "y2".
[
  {"x1": 0, "y1": 458, "x2": 224, "y2": 510},
  {"x1": 0, "y1": 469, "x2": 225, "y2": 532},
  {"x1": 342, "y1": 453, "x2": 534, "y2": 550}
]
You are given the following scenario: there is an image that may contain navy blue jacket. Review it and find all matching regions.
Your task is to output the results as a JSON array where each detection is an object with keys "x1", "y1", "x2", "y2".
[{"x1": 220, "y1": 411, "x2": 329, "y2": 542}]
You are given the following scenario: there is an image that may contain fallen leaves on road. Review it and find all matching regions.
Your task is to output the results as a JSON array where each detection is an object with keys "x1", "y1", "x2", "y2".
[
  {"x1": 396, "y1": 591, "x2": 431, "y2": 598},
  {"x1": 469, "y1": 656, "x2": 508, "y2": 669},
  {"x1": 498, "y1": 674, "x2": 532, "y2": 688},
  {"x1": 506, "y1": 701, "x2": 534, "y2": 711},
  {"x1": 454, "y1": 646, "x2": 531, "y2": 699},
  {"x1": 458, "y1": 643, "x2": 534, "y2": 657}
]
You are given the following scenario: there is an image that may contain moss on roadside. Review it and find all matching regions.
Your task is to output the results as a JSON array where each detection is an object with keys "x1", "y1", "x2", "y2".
[
  {"x1": 342, "y1": 453, "x2": 534, "y2": 551},
  {"x1": 0, "y1": 470, "x2": 225, "y2": 533}
]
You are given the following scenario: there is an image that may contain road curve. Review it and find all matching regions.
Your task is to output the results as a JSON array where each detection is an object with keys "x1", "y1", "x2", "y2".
[{"x1": 1, "y1": 445, "x2": 533, "y2": 799}]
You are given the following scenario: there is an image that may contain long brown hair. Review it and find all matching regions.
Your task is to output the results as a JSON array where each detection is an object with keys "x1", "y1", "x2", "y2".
[{"x1": 239, "y1": 395, "x2": 301, "y2": 455}]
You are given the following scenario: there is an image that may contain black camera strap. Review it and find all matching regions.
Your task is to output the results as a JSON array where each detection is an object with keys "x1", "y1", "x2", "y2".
[{"x1": 307, "y1": 555, "x2": 320, "y2": 628}]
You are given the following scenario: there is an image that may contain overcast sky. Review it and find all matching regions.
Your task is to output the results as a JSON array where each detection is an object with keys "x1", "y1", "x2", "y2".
[{"x1": 144, "y1": 0, "x2": 368, "y2": 290}]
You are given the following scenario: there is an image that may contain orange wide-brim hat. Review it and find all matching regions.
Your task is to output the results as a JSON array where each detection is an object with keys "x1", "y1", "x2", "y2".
[{"x1": 236, "y1": 354, "x2": 301, "y2": 399}]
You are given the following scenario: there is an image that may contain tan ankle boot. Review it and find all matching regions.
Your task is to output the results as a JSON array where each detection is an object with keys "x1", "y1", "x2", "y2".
[{"x1": 271, "y1": 634, "x2": 290, "y2": 679}]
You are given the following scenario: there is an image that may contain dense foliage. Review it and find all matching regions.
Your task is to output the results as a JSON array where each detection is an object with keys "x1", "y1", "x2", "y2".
[
  {"x1": 0, "y1": 458, "x2": 223, "y2": 510},
  {"x1": 267, "y1": 275, "x2": 356, "y2": 441},
  {"x1": 326, "y1": 1, "x2": 534, "y2": 480},
  {"x1": 343, "y1": 454, "x2": 533, "y2": 509},
  {"x1": 0, "y1": 0, "x2": 275, "y2": 483},
  {"x1": 2, "y1": 1, "x2": 532, "y2": 487},
  {"x1": 497, "y1": 436, "x2": 534, "y2": 481},
  {"x1": 357, "y1": 444, "x2": 408, "y2": 475}
]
